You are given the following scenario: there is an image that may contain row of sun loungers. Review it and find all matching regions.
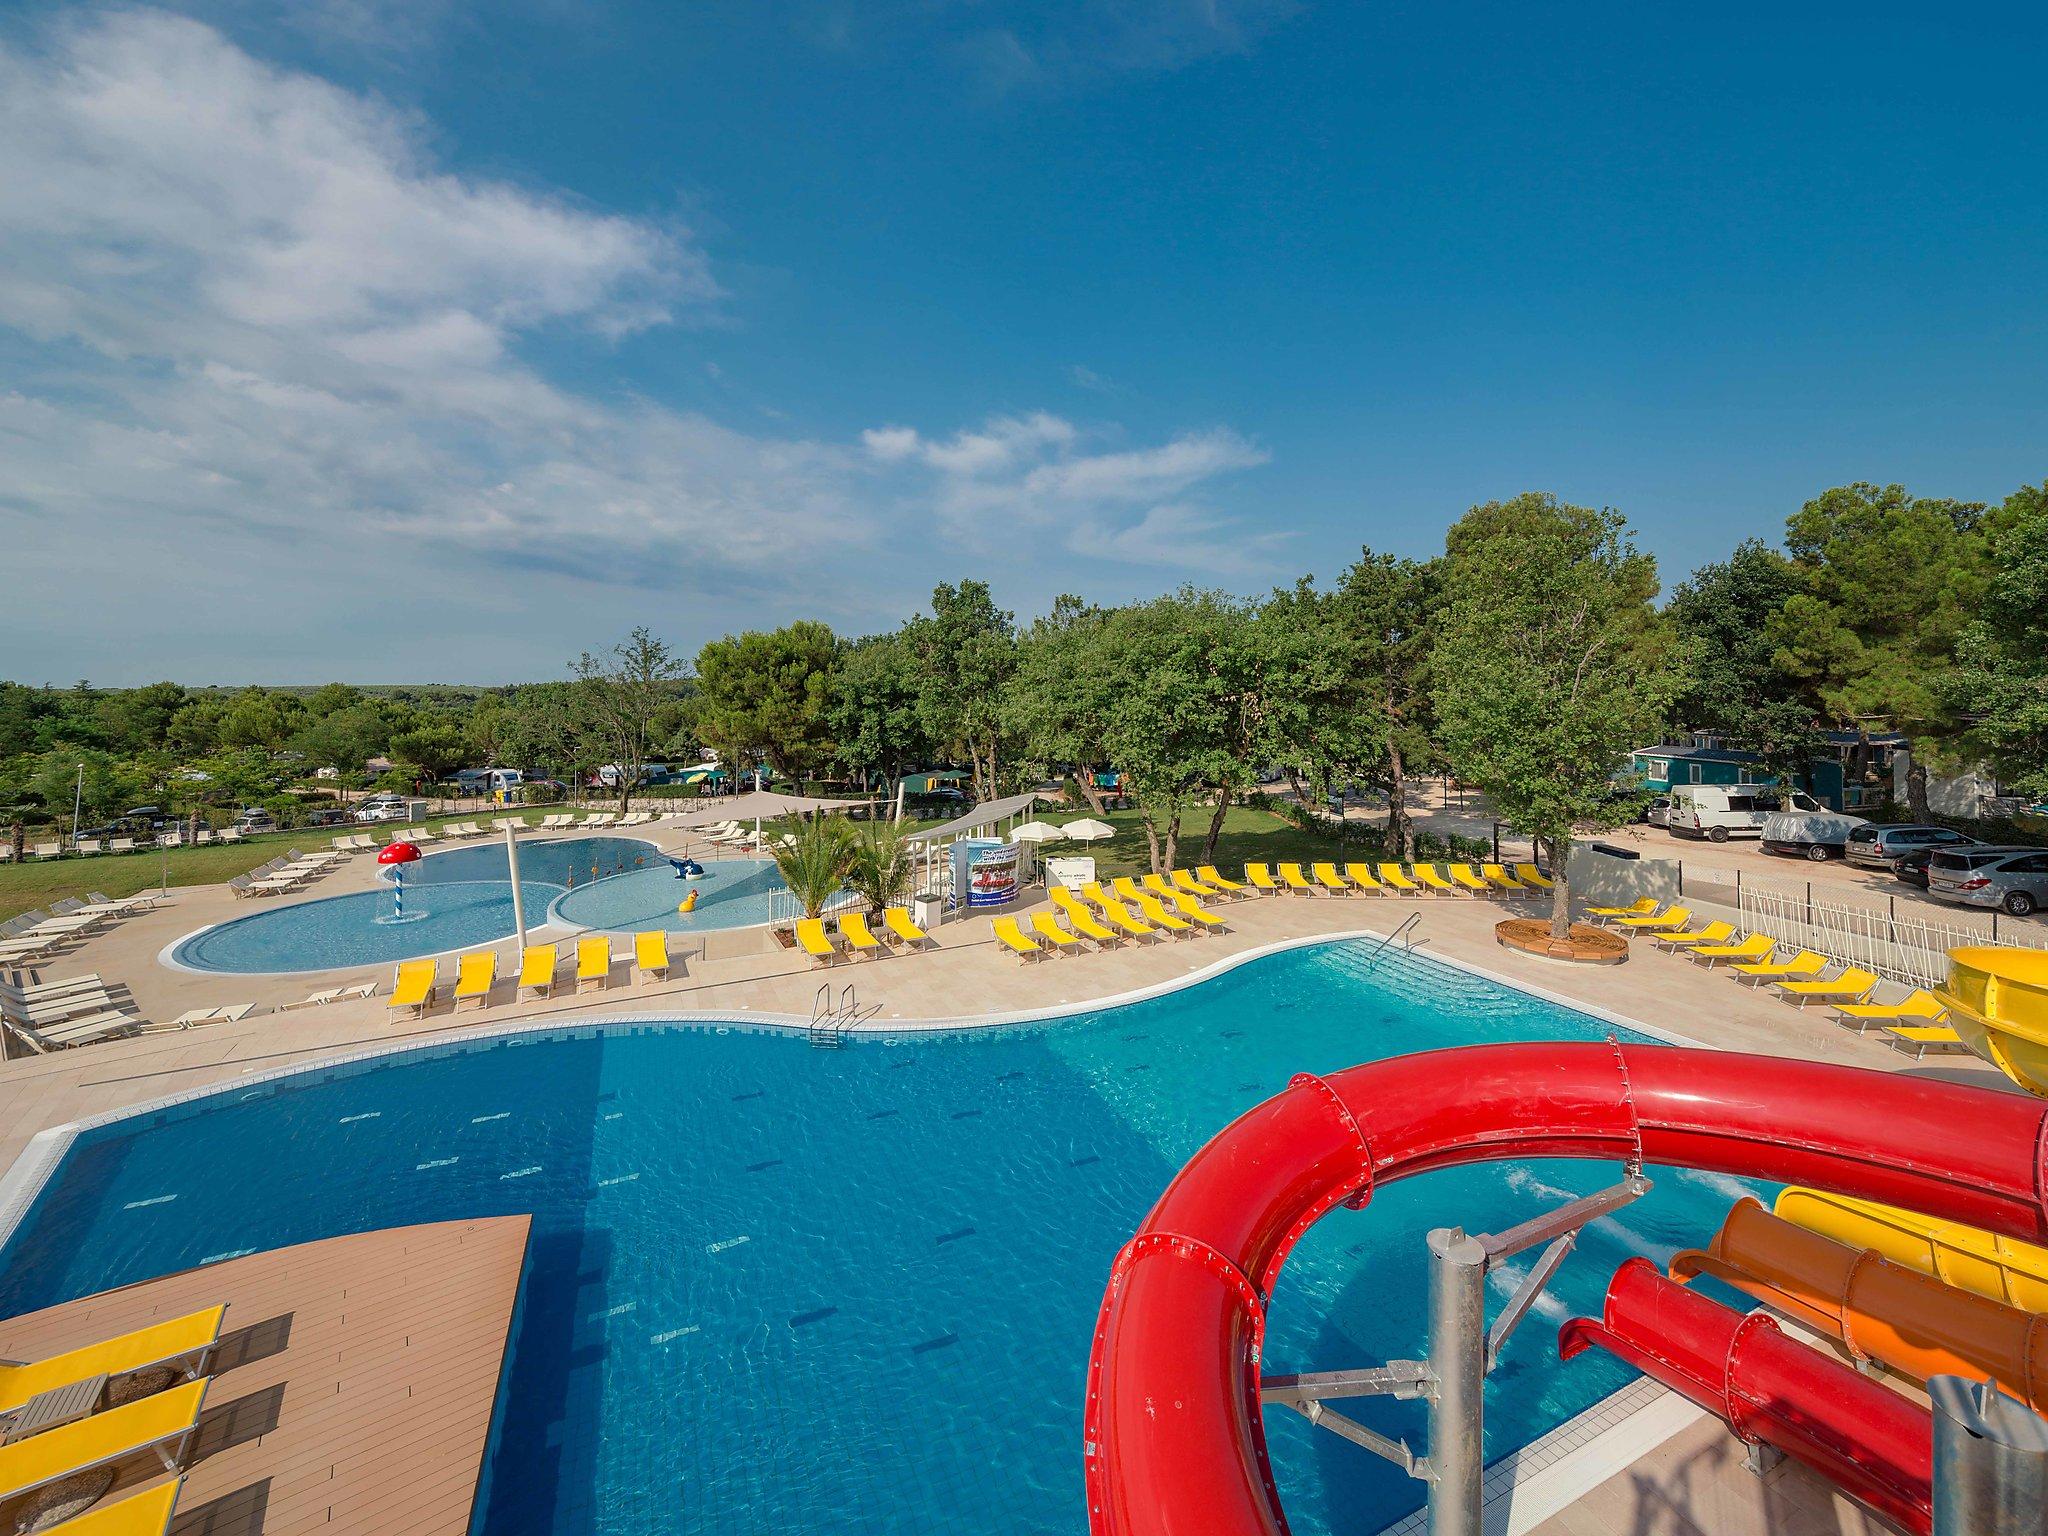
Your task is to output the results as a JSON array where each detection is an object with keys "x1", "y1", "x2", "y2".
[
  {"x1": 0, "y1": 971, "x2": 154, "y2": 1052},
  {"x1": 0, "y1": 1303, "x2": 224, "y2": 1533},
  {"x1": 794, "y1": 907, "x2": 932, "y2": 966},
  {"x1": 1241, "y1": 860, "x2": 1554, "y2": 897},
  {"x1": 4, "y1": 827, "x2": 249, "y2": 860},
  {"x1": 226, "y1": 847, "x2": 346, "y2": 899},
  {"x1": 1590, "y1": 899, "x2": 1966, "y2": 1059},
  {"x1": 0, "y1": 893, "x2": 162, "y2": 967},
  {"x1": 993, "y1": 878, "x2": 1245, "y2": 963},
  {"x1": 387, "y1": 933, "x2": 679, "y2": 1018}
]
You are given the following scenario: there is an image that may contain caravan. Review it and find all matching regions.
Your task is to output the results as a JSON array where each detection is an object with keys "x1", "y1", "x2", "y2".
[{"x1": 1667, "y1": 785, "x2": 1828, "y2": 843}]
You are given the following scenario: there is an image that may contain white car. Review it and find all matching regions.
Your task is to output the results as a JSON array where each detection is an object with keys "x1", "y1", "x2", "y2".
[{"x1": 353, "y1": 796, "x2": 408, "y2": 824}]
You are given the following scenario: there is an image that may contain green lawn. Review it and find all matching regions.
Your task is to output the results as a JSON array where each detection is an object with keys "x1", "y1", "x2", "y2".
[
  {"x1": 1071, "y1": 803, "x2": 1374, "y2": 879},
  {"x1": 0, "y1": 809, "x2": 557, "y2": 923}
]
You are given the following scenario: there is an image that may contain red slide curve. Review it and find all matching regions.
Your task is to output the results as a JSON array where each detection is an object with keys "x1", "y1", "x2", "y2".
[
  {"x1": 1083, "y1": 1042, "x2": 2048, "y2": 1536},
  {"x1": 1558, "y1": 1258, "x2": 1933, "y2": 1532}
]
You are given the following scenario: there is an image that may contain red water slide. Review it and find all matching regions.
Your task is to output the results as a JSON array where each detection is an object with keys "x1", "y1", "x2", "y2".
[
  {"x1": 1559, "y1": 1258, "x2": 1934, "y2": 1531},
  {"x1": 1083, "y1": 1042, "x2": 2048, "y2": 1536}
]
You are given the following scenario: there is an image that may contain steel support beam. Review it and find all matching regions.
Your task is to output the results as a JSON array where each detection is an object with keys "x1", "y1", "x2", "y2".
[
  {"x1": 1930, "y1": 1375, "x2": 2048, "y2": 1535},
  {"x1": 1426, "y1": 1228, "x2": 1488, "y2": 1536}
]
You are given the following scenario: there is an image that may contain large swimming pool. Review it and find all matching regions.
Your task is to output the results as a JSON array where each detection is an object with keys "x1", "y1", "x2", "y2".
[
  {"x1": 0, "y1": 943, "x2": 1761, "y2": 1535},
  {"x1": 167, "y1": 837, "x2": 798, "y2": 974}
]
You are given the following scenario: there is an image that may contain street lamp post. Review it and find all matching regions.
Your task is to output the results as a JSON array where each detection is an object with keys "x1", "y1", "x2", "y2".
[{"x1": 70, "y1": 763, "x2": 84, "y2": 849}]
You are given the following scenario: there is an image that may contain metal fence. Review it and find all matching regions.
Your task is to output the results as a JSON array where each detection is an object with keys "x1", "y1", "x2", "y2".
[{"x1": 1731, "y1": 884, "x2": 2048, "y2": 990}]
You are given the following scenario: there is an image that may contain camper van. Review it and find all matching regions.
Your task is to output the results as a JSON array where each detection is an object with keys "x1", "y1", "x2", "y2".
[
  {"x1": 1667, "y1": 785, "x2": 1827, "y2": 843},
  {"x1": 454, "y1": 768, "x2": 524, "y2": 794}
]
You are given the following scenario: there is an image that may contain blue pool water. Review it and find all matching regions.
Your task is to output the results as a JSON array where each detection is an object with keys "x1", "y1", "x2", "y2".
[
  {"x1": 0, "y1": 943, "x2": 1766, "y2": 1535},
  {"x1": 170, "y1": 837, "x2": 672, "y2": 974},
  {"x1": 550, "y1": 857, "x2": 844, "y2": 933}
]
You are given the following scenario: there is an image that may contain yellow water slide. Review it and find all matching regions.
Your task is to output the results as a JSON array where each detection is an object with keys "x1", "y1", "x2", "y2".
[
  {"x1": 1671, "y1": 1197, "x2": 2048, "y2": 1412},
  {"x1": 1937, "y1": 945, "x2": 2048, "y2": 1098},
  {"x1": 1775, "y1": 1185, "x2": 2048, "y2": 1311}
]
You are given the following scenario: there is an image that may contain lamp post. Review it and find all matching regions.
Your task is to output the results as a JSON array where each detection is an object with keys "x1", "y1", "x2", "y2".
[{"x1": 70, "y1": 763, "x2": 84, "y2": 849}]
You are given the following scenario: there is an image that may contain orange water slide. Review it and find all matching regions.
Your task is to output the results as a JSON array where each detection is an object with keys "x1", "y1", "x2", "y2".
[{"x1": 1670, "y1": 1197, "x2": 2048, "y2": 1412}]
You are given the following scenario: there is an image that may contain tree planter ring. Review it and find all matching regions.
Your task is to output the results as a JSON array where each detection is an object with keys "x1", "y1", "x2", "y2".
[{"x1": 1495, "y1": 918, "x2": 1630, "y2": 965}]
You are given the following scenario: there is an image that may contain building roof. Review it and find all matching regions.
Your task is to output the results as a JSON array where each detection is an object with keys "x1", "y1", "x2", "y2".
[
  {"x1": 1633, "y1": 744, "x2": 1766, "y2": 766},
  {"x1": 906, "y1": 791, "x2": 1042, "y2": 843}
]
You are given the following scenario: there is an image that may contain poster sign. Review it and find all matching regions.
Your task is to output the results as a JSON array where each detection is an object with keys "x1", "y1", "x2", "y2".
[{"x1": 952, "y1": 838, "x2": 1021, "y2": 908}]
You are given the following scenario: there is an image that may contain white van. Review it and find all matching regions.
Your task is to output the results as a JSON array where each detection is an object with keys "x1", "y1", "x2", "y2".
[{"x1": 1667, "y1": 785, "x2": 1827, "y2": 843}]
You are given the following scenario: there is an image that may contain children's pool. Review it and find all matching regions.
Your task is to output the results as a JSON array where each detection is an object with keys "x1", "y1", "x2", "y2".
[
  {"x1": 167, "y1": 836, "x2": 687, "y2": 974},
  {"x1": 2, "y1": 942, "x2": 1763, "y2": 1535},
  {"x1": 549, "y1": 857, "x2": 847, "y2": 933}
]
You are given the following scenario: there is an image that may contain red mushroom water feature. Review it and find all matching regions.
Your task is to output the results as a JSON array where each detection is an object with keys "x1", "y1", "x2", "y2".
[{"x1": 376, "y1": 839, "x2": 421, "y2": 921}]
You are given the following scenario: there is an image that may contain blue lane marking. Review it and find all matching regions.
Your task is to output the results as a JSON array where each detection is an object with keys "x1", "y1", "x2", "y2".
[
  {"x1": 789, "y1": 1307, "x2": 836, "y2": 1328},
  {"x1": 936, "y1": 1227, "x2": 974, "y2": 1245},
  {"x1": 651, "y1": 1326, "x2": 698, "y2": 1345},
  {"x1": 912, "y1": 1333, "x2": 958, "y2": 1354}
]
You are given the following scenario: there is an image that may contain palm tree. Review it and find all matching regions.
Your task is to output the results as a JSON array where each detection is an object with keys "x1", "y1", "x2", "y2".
[
  {"x1": 770, "y1": 812, "x2": 856, "y2": 920},
  {"x1": 845, "y1": 819, "x2": 917, "y2": 913}
]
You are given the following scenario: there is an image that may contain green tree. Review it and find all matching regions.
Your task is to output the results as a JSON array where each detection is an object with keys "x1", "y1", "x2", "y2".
[
  {"x1": 1944, "y1": 483, "x2": 2048, "y2": 798},
  {"x1": 216, "y1": 688, "x2": 302, "y2": 751},
  {"x1": 570, "y1": 629, "x2": 689, "y2": 813},
  {"x1": 1099, "y1": 594, "x2": 1235, "y2": 872},
  {"x1": 1005, "y1": 596, "x2": 1122, "y2": 815},
  {"x1": 1769, "y1": 483, "x2": 1991, "y2": 817},
  {"x1": 770, "y1": 812, "x2": 857, "y2": 920},
  {"x1": 388, "y1": 724, "x2": 468, "y2": 780},
  {"x1": 845, "y1": 819, "x2": 919, "y2": 912},
  {"x1": 905, "y1": 581, "x2": 1015, "y2": 801},
  {"x1": 1331, "y1": 554, "x2": 1438, "y2": 857},
  {"x1": 694, "y1": 622, "x2": 839, "y2": 785},
  {"x1": 828, "y1": 632, "x2": 928, "y2": 794},
  {"x1": 1432, "y1": 494, "x2": 1683, "y2": 937}
]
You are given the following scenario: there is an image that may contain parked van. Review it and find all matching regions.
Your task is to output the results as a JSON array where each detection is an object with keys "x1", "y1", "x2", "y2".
[
  {"x1": 454, "y1": 767, "x2": 524, "y2": 793},
  {"x1": 1667, "y1": 785, "x2": 1828, "y2": 843},
  {"x1": 1761, "y1": 810, "x2": 1870, "y2": 861}
]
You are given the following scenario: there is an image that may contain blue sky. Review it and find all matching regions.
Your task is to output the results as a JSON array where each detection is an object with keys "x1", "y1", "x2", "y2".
[{"x1": 2, "y1": 1, "x2": 2043, "y2": 682}]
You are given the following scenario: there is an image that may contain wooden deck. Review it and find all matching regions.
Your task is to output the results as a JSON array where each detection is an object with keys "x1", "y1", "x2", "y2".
[{"x1": 0, "y1": 1216, "x2": 530, "y2": 1536}]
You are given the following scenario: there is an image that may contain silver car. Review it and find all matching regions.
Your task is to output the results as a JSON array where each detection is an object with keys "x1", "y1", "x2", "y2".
[
  {"x1": 1844, "y1": 823, "x2": 1979, "y2": 871},
  {"x1": 1925, "y1": 846, "x2": 2048, "y2": 917}
]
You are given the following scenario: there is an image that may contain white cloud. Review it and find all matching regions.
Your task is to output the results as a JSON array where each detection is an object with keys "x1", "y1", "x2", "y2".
[
  {"x1": 865, "y1": 410, "x2": 1272, "y2": 572},
  {"x1": 0, "y1": 10, "x2": 1281, "y2": 679}
]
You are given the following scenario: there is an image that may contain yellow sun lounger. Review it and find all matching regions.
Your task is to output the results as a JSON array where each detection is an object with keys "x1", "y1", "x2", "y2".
[
  {"x1": 1132, "y1": 894, "x2": 1197, "y2": 937},
  {"x1": 454, "y1": 950, "x2": 497, "y2": 1010},
  {"x1": 1193, "y1": 865, "x2": 1248, "y2": 897},
  {"x1": 576, "y1": 937, "x2": 614, "y2": 991},
  {"x1": 1446, "y1": 864, "x2": 1494, "y2": 893},
  {"x1": 1514, "y1": 863, "x2": 1555, "y2": 889},
  {"x1": 1377, "y1": 862, "x2": 1423, "y2": 895},
  {"x1": 1883, "y1": 1023, "x2": 1969, "y2": 1061},
  {"x1": 1774, "y1": 966, "x2": 1877, "y2": 1008},
  {"x1": 795, "y1": 919, "x2": 838, "y2": 968},
  {"x1": 1166, "y1": 870, "x2": 1224, "y2": 902},
  {"x1": 882, "y1": 906, "x2": 931, "y2": 950},
  {"x1": 1732, "y1": 950, "x2": 1825, "y2": 986},
  {"x1": 0, "y1": 1306, "x2": 223, "y2": 1418},
  {"x1": 1167, "y1": 892, "x2": 1228, "y2": 931},
  {"x1": 0, "y1": 1378, "x2": 208, "y2": 1509},
  {"x1": 1054, "y1": 902, "x2": 1119, "y2": 946},
  {"x1": 1481, "y1": 864, "x2": 1526, "y2": 890},
  {"x1": 1651, "y1": 920, "x2": 1735, "y2": 952},
  {"x1": 1310, "y1": 862, "x2": 1352, "y2": 894},
  {"x1": 517, "y1": 944, "x2": 557, "y2": 999},
  {"x1": 1030, "y1": 913, "x2": 1087, "y2": 954},
  {"x1": 1834, "y1": 988, "x2": 1947, "y2": 1034},
  {"x1": 1689, "y1": 932, "x2": 1772, "y2": 967},
  {"x1": 991, "y1": 915, "x2": 1044, "y2": 963},
  {"x1": 1410, "y1": 864, "x2": 1463, "y2": 895},
  {"x1": 1276, "y1": 863, "x2": 1320, "y2": 895},
  {"x1": 1615, "y1": 905, "x2": 1692, "y2": 931},
  {"x1": 1143, "y1": 873, "x2": 1208, "y2": 906},
  {"x1": 1587, "y1": 897, "x2": 1658, "y2": 919},
  {"x1": 1243, "y1": 863, "x2": 1281, "y2": 893},
  {"x1": 1112, "y1": 876, "x2": 1161, "y2": 909},
  {"x1": 43, "y1": 1480, "x2": 183, "y2": 1536},
  {"x1": 633, "y1": 930, "x2": 670, "y2": 981},
  {"x1": 840, "y1": 912, "x2": 885, "y2": 959},
  {"x1": 1096, "y1": 899, "x2": 1162, "y2": 944},
  {"x1": 1343, "y1": 862, "x2": 1385, "y2": 894},
  {"x1": 387, "y1": 958, "x2": 438, "y2": 1018}
]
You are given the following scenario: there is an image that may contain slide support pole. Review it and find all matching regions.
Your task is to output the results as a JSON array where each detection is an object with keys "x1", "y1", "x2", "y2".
[
  {"x1": 1930, "y1": 1376, "x2": 2048, "y2": 1535},
  {"x1": 1426, "y1": 1228, "x2": 1488, "y2": 1536}
]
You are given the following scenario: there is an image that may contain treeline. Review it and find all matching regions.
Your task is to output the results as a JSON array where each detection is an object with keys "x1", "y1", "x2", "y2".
[{"x1": 5, "y1": 481, "x2": 2042, "y2": 885}]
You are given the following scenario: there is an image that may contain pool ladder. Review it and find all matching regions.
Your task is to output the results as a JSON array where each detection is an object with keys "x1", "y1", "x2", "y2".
[
  {"x1": 1360, "y1": 912, "x2": 1423, "y2": 971},
  {"x1": 810, "y1": 984, "x2": 858, "y2": 1048}
]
